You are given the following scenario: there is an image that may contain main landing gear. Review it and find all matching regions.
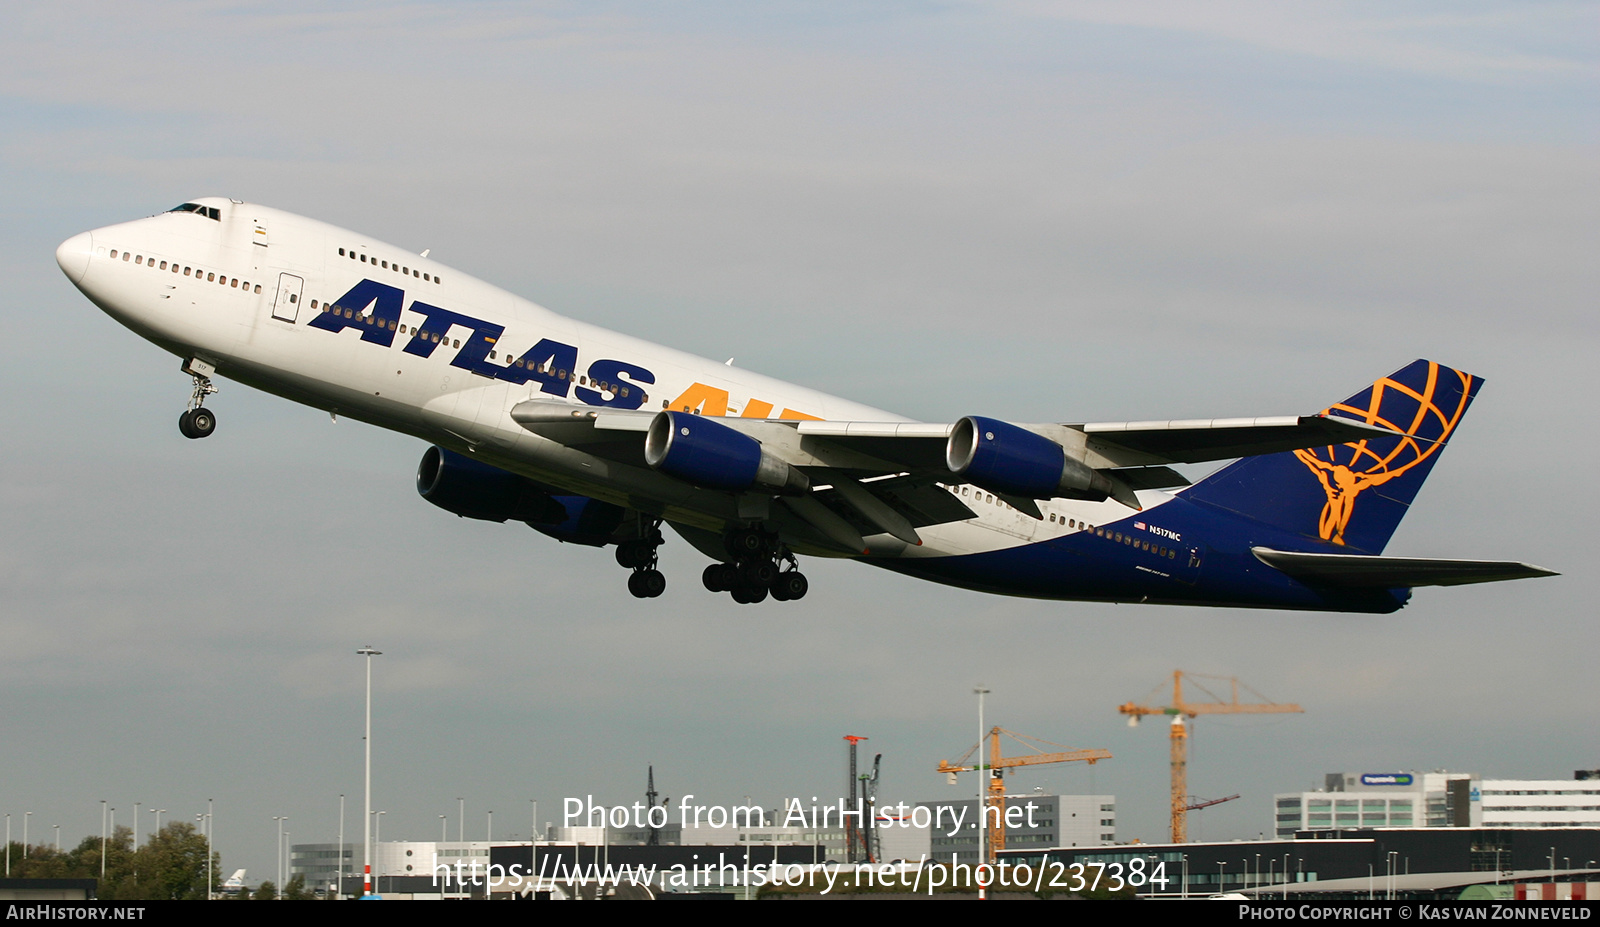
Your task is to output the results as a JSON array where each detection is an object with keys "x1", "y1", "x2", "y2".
[
  {"x1": 617, "y1": 520, "x2": 666, "y2": 599},
  {"x1": 178, "y1": 358, "x2": 219, "y2": 440},
  {"x1": 701, "y1": 527, "x2": 808, "y2": 604}
]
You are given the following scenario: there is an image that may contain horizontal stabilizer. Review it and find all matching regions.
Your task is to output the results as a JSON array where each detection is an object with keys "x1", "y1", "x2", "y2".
[{"x1": 1252, "y1": 547, "x2": 1557, "y2": 588}]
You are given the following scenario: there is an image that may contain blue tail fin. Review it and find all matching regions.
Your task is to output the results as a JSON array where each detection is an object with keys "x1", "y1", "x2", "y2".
[{"x1": 1182, "y1": 360, "x2": 1482, "y2": 554}]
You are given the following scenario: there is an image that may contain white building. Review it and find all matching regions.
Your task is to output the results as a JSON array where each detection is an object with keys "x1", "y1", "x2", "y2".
[
  {"x1": 1480, "y1": 778, "x2": 1600, "y2": 829},
  {"x1": 1275, "y1": 771, "x2": 1600, "y2": 836},
  {"x1": 919, "y1": 793, "x2": 1116, "y2": 864}
]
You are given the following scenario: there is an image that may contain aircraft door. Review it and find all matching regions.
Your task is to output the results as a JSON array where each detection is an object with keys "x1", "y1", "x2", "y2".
[
  {"x1": 1174, "y1": 544, "x2": 1207, "y2": 585},
  {"x1": 271, "y1": 273, "x2": 304, "y2": 323}
]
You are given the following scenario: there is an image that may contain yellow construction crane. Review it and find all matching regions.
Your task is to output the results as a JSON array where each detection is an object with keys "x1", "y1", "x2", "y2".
[
  {"x1": 1118, "y1": 671, "x2": 1302, "y2": 844},
  {"x1": 937, "y1": 726, "x2": 1112, "y2": 864}
]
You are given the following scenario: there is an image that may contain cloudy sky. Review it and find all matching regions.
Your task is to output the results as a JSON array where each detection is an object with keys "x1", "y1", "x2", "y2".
[{"x1": 2, "y1": 1, "x2": 1595, "y2": 882}]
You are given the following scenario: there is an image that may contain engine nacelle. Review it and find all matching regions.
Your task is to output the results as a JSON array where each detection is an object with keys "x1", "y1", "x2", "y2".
[
  {"x1": 644, "y1": 411, "x2": 809, "y2": 493},
  {"x1": 529, "y1": 495, "x2": 629, "y2": 547},
  {"x1": 946, "y1": 416, "x2": 1113, "y2": 500},
  {"x1": 416, "y1": 446, "x2": 567, "y2": 524}
]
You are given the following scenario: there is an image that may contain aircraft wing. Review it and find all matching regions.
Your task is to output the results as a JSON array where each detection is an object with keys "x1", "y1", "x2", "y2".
[
  {"x1": 796, "y1": 413, "x2": 1401, "y2": 470},
  {"x1": 1071, "y1": 414, "x2": 1406, "y2": 467},
  {"x1": 1252, "y1": 548, "x2": 1559, "y2": 587},
  {"x1": 508, "y1": 400, "x2": 1398, "y2": 531}
]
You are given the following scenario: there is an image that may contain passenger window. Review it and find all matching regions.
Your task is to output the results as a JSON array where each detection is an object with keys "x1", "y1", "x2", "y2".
[
  {"x1": 160, "y1": 261, "x2": 167, "y2": 270},
  {"x1": 288, "y1": 293, "x2": 296, "y2": 303},
  {"x1": 361, "y1": 254, "x2": 368, "y2": 263},
  {"x1": 110, "y1": 250, "x2": 118, "y2": 258},
  {"x1": 452, "y1": 339, "x2": 459, "y2": 348},
  {"x1": 339, "y1": 248, "x2": 345, "y2": 256},
  {"x1": 123, "y1": 252, "x2": 131, "y2": 262},
  {"x1": 231, "y1": 279, "x2": 239, "y2": 288},
  {"x1": 135, "y1": 255, "x2": 143, "y2": 264},
  {"x1": 254, "y1": 285, "x2": 261, "y2": 294}
]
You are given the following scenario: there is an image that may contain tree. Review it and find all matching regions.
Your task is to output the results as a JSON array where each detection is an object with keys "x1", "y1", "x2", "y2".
[
  {"x1": 128, "y1": 822, "x2": 215, "y2": 900},
  {"x1": 253, "y1": 880, "x2": 277, "y2": 901},
  {"x1": 284, "y1": 873, "x2": 310, "y2": 900}
]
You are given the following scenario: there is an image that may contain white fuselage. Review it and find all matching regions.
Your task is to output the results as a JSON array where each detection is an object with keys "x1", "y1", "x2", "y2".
[{"x1": 56, "y1": 197, "x2": 1162, "y2": 573}]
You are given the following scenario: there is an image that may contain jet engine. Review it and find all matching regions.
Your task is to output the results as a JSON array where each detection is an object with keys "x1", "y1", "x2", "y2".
[
  {"x1": 644, "y1": 411, "x2": 808, "y2": 493},
  {"x1": 416, "y1": 446, "x2": 568, "y2": 524},
  {"x1": 946, "y1": 416, "x2": 1116, "y2": 500}
]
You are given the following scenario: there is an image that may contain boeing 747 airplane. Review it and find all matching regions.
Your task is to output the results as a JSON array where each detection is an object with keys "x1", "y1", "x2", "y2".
[{"x1": 56, "y1": 198, "x2": 1554, "y2": 611}]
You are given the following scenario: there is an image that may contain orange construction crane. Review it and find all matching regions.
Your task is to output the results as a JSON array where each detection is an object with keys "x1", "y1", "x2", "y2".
[
  {"x1": 1119, "y1": 671, "x2": 1302, "y2": 844},
  {"x1": 937, "y1": 727, "x2": 1111, "y2": 864}
]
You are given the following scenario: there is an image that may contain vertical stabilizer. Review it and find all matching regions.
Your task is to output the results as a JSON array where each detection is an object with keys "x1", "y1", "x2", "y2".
[{"x1": 1183, "y1": 360, "x2": 1481, "y2": 553}]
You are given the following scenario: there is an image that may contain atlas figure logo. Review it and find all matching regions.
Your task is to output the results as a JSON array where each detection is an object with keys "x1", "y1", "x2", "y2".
[{"x1": 1293, "y1": 361, "x2": 1477, "y2": 547}]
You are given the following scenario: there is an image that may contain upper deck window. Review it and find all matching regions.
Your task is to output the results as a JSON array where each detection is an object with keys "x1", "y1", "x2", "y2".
[{"x1": 167, "y1": 203, "x2": 221, "y2": 221}]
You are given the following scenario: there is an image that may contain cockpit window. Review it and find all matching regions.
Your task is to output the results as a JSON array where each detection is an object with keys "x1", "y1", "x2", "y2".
[{"x1": 167, "y1": 203, "x2": 221, "y2": 220}]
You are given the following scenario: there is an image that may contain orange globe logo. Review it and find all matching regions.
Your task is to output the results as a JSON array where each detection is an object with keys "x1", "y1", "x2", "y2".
[{"x1": 1294, "y1": 362, "x2": 1476, "y2": 546}]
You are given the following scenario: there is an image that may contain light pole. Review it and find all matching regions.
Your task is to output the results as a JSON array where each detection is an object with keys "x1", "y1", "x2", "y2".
[
  {"x1": 23, "y1": 812, "x2": 30, "y2": 858},
  {"x1": 206, "y1": 799, "x2": 214, "y2": 901},
  {"x1": 358, "y1": 645, "x2": 382, "y2": 898},
  {"x1": 337, "y1": 795, "x2": 345, "y2": 899},
  {"x1": 5, "y1": 814, "x2": 10, "y2": 876},
  {"x1": 457, "y1": 798, "x2": 464, "y2": 843},
  {"x1": 374, "y1": 811, "x2": 385, "y2": 844},
  {"x1": 53, "y1": 825, "x2": 60, "y2": 853},
  {"x1": 440, "y1": 815, "x2": 447, "y2": 843},
  {"x1": 151, "y1": 808, "x2": 165, "y2": 841},
  {"x1": 486, "y1": 811, "x2": 492, "y2": 843},
  {"x1": 973, "y1": 686, "x2": 989, "y2": 868},
  {"x1": 134, "y1": 803, "x2": 141, "y2": 847},
  {"x1": 274, "y1": 816, "x2": 287, "y2": 891}
]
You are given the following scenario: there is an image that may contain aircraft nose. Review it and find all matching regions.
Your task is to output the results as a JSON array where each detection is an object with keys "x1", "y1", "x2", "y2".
[{"x1": 56, "y1": 231, "x2": 93, "y2": 285}]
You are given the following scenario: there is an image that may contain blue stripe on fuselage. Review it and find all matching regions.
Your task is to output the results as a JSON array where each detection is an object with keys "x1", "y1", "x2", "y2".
[{"x1": 871, "y1": 495, "x2": 1410, "y2": 614}]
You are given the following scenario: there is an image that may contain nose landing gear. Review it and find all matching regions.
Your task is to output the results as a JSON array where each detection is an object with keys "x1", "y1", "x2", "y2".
[{"x1": 178, "y1": 358, "x2": 219, "y2": 439}]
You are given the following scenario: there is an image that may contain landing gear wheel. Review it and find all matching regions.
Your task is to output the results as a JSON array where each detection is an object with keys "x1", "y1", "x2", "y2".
[
  {"x1": 772, "y1": 572, "x2": 808, "y2": 601},
  {"x1": 628, "y1": 570, "x2": 666, "y2": 598},
  {"x1": 188, "y1": 407, "x2": 217, "y2": 439},
  {"x1": 178, "y1": 409, "x2": 197, "y2": 439},
  {"x1": 702, "y1": 563, "x2": 736, "y2": 593},
  {"x1": 616, "y1": 540, "x2": 653, "y2": 570},
  {"x1": 740, "y1": 560, "x2": 777, "y2": 589},
  {"x1": 730, "y1": 584, "x2": 768, "y2": 604},
  {"x1": 727, "y1": 528, "x2": 765, "y2": 559}
]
